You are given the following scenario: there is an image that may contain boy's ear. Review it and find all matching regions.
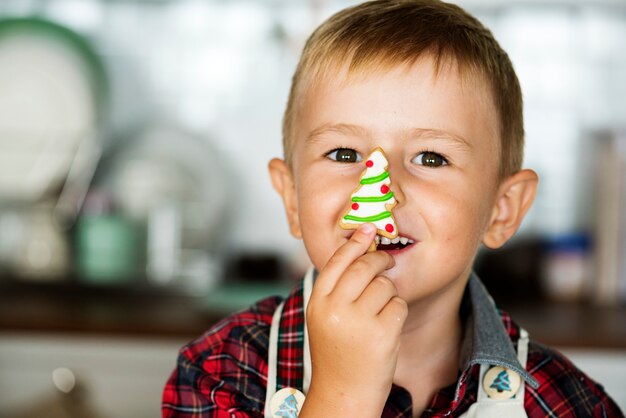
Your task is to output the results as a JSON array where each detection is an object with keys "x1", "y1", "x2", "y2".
[
  {"x1": 268, "y1": 158, "x2": 302, "y2": 238},
  {"x1": 482, "y1": 169, "x2": 538, "y2": 249}
]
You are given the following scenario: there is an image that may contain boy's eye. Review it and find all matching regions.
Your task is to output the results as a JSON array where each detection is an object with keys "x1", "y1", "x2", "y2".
[
  {"x1": 326, "y1": 148, "x2": 363, "y2": 163},
  {"x1": 412, "y1": 151, "x2": 448, "y2": 167}
]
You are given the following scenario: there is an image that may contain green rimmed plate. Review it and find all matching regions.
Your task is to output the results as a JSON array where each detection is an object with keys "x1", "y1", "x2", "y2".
[{"x1": 0, "y1": 17, "x2": 107, "y2": 202}]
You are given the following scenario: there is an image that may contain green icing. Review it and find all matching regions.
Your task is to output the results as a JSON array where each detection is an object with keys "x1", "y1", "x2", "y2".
[
  {"x1": 344, "y1": 211, "x2": 392, "y2": 223},
  {"x1": 352, "y1": 192, "x2": 394, "y2": 203},
  {"x1": 360, "y1": 171, "x2": 389, "y2": 185}
]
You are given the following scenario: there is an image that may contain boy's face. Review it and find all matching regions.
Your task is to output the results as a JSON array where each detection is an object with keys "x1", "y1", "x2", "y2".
[{"x1": 280, "y1": 57, "x2": 504, "y2": 303}]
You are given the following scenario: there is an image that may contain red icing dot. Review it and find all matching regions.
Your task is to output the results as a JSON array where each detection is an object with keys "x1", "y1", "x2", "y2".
[
  {"x1": 380, "y1": 184, "x2": 389, "y2": 194},
  {"x1": 385, "y1": 224, "x2": 395, "y2": 233},
  {"x1": 351, "y1": 202, "x2": 359, "y2": 210},
  {"x1": 365, "y1": 160, "x2": 374, "y2": 168}
]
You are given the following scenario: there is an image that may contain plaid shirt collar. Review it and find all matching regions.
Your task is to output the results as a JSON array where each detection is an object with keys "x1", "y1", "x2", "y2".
[{"x1": 461, "y1": 272, "x2": 538, "y2": 389}]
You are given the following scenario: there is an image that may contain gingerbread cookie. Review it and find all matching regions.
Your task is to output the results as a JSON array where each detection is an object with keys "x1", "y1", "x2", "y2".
[{"x1": 339, "y1": 147, "x2": 398, "y2": 251}]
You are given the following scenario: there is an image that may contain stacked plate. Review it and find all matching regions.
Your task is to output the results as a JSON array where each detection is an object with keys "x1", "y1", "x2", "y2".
[
  {"x1": 0, "y1": 18, "x2": 106, "y2": 279},
  {"x1": 0, "y1": 18, "x2": 106, "y2": 203}
]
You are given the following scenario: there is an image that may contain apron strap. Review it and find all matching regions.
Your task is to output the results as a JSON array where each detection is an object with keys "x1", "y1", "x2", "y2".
[
  {"x1": 518, "y1": 328, "x2": 529, "y2": 368},
  {"x1": 465, "y1": 328, "x2": 529, "y2": 418},
  {"x1": 476, "y1": 327, "x2": 529, "y2": 402},
  {"x1": 515, "y1": 328, "x2": 529, "y2": 403},
  {"x1": 264, "y1": 300, "x2": 285, "y2": 418},
  {"x1": 302, "y1": 269, "x2": 313, "y2": 393},
  {"x1": 264, "y1": 267, "x2": 315, "y2": 418}
]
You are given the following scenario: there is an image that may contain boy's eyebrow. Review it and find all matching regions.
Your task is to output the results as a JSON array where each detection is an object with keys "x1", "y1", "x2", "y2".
[
  {"x1": 306, "y1": 123, "x2": 369, "y2": 143},
  {"x1": 407, "y1": 128, "x2": 473, "y2": 150},
  {"x1": 306, "y1": 123, "x2": 472, "y2": 150}
]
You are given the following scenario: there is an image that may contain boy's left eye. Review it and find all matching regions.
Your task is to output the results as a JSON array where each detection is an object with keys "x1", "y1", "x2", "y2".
[
  {"x1": 412, "y1": 151, "x2": 448, "y2": 167},
  {"x1": 326, "y1": 148, "x2": 363, "y2": 163}
]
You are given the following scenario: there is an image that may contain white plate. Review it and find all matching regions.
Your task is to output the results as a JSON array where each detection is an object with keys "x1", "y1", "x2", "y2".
[
  {"x1": 100, "y1": 124, "x2": 233, "y2": 252},
  {"x1": 0, "y1": 18, "x2": 106, "y2": 202}
]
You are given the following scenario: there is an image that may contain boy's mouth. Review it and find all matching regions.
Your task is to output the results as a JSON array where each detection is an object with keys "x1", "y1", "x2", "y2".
[{"x1": 375, "y1": 234, "x2": 415, "y2": 251}]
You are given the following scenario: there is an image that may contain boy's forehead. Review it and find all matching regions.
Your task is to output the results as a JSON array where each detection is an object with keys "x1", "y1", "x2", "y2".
[
  {"x1": 297, "y1": 54, "x2": 492, "y2": 110},
  {"x1": 294, "y1": 56, "x2": 497, "y2": 138},
  {"x1": 293, "y1": 57, "x2": 500, "y2": 166}
]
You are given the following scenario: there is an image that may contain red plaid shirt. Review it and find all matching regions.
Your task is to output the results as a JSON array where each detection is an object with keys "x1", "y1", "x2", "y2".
[{"x1": 163, "y1": 276, "x2": 624, "y2": 417}]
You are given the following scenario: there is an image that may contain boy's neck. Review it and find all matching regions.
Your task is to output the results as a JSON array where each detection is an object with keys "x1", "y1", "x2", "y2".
[{"x1": 393, "y1": 275, "x2": 467, "y2": 412}]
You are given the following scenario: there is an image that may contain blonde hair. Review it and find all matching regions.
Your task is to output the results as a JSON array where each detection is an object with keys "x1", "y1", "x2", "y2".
[{"x1": 282, "y1": 0, "x2": 524, "y2": 179}]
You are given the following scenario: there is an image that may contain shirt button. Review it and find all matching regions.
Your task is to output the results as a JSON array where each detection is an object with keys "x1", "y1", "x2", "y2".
[
  {"x1": 483, "y1": 366, "x2": 522, "y2": 400},
  {"x1": 270, "y1": 387, "x2": 305, "y2": 417}
]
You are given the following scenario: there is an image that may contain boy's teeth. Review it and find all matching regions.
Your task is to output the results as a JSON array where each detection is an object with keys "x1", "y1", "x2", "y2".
[{"x1": 375, "y1": 234, "x2": 415, "y2": 247}]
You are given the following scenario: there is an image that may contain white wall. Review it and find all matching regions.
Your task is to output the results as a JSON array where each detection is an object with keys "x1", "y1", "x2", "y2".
[
  {"x1": 562, "y1": 348, "x2": 626, "y2": 411},
  {"x1": 1, "y1": 1, "x2": 625, "y2": 267},
  {"x1": 2, "y1": 0, "x2": 624, "y2": 260}
]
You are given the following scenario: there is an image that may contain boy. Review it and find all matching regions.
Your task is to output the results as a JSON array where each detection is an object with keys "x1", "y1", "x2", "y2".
[{"x1": 163, "y1": 1, "x2": 624, "y2": 417}]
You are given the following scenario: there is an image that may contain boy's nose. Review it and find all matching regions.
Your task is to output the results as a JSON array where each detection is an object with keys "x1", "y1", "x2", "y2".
[{"x1": 388, "y1": 166, "x2": 406, "y2": 209}]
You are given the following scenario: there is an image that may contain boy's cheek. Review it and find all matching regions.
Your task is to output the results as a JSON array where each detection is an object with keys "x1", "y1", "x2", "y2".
[{"x1": 299, "y1": 172, "x2": 358, "y2": 212}]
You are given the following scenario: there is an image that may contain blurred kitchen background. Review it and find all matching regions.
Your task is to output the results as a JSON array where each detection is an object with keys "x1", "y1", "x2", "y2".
[{"x1": 0, "y1": 0, "x2": 625, "y2": 416}]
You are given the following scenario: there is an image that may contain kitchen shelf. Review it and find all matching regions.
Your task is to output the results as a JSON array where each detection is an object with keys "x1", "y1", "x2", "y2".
[{"x1": 0, "y1": 277, "x2": 625, "y2": 349}]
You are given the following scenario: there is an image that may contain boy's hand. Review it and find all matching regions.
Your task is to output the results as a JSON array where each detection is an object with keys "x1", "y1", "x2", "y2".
[{"x1": 300, "y1": 223, "x2": 408, "y2": 417}]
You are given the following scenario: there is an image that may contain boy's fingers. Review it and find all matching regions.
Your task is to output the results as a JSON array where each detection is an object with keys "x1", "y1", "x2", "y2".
[
  {"x1": 378, "y1": 296, "x2": 408, "y2": 326},
  {"x1": 314, "y1": 223, "x2": 377, "y2": 295},
  {"x1": 355, "y1": 275, "x2": 398, "y2": 314},
  {"x1": 333, "y1": 252, "x2": 395, "y2": 302}
]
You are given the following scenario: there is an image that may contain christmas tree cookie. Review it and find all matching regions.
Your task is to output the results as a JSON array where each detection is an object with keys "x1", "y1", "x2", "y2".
[{"x1": 339, "y1": 147, "x2": 398, "y2": 251}]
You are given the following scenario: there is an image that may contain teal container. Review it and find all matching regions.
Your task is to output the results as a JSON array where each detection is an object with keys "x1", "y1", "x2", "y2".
[{"x1": 75, "y1": 215, "x2": 140, "y2": 284}]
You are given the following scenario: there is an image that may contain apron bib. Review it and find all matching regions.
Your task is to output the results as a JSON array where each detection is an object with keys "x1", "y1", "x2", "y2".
[{"x1": 264, "y1": 268, "x2": 529, "y2": 418}]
